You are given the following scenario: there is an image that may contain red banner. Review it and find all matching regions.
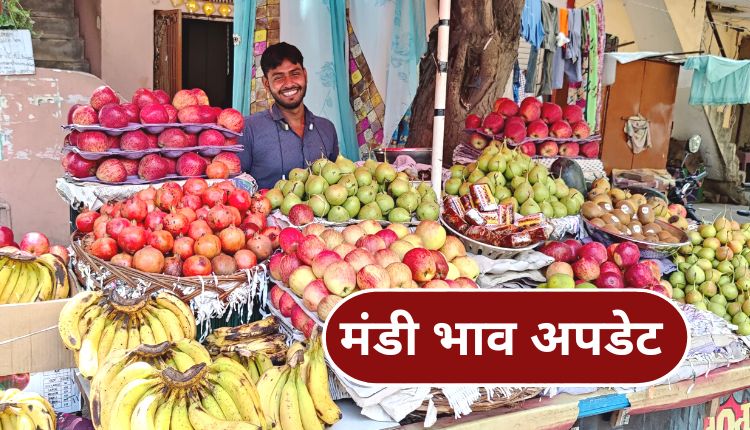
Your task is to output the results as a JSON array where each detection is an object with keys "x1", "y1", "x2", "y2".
[{"x1": 323, "y1": 290, "x2": 689, "y2": 386}]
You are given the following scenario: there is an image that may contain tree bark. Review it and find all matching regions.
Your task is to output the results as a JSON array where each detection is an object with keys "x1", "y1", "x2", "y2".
[{"x1": 408, "y1": 0, "x2": 525, "y2": 166}]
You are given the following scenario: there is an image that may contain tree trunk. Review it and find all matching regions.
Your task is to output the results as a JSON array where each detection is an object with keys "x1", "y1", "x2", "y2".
[{"x1": 408, "y1": 0, "x2": 525, "y2": 166}]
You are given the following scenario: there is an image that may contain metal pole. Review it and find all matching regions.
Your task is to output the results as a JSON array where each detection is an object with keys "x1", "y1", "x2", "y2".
[{"x1": 430, "y1": 0, "x2": 451, "y2": 197}]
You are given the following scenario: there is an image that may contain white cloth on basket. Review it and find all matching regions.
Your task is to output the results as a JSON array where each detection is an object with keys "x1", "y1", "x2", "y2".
[{"x1": 474, "y1": 251, "x2": 554, "y2": 289}]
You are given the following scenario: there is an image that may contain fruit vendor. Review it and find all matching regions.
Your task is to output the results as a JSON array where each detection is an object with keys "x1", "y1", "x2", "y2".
[{"x1": 239, "y1": 42, "x2": 340, "y2": 190}]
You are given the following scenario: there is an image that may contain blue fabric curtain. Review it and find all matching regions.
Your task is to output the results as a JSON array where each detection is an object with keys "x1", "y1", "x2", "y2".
[{"x1": 232, "y1": 0, "x2": 257, "y2": 115}]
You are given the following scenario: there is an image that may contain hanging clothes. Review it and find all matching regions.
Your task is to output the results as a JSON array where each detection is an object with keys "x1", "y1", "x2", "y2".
[
  {"x1": 538, "y1": 2, "x2": 558, "y2": 96},
  {"x1": 624, "y1": 115, "x2": 651, "y2": 154},
  {"x1": 525, "y1": 45, "x2": 539, "y2": 94},
  {"x1": 585, "y1": 1, "x2": 603, "y2": 129},
  {"x1": 521, "y1": 0, "x2": 545, "y2": 48},
  {"x1": 565, "y1": 9, "x2": 583, "y2": 83},
  {"x1": 683, "y1": 55, "x2": 750, "y2": 105}
]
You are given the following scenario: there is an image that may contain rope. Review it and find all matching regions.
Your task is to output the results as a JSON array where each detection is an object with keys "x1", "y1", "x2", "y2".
[{"x1": 0, "y1": 325, "x2": 58, "y2": 346}]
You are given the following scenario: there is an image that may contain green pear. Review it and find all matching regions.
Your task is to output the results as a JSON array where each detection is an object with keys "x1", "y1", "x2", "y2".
[
  {"x1": 280, "y1": 193, "x2": 302, "y2": 215},
  {"x1": 450, "y1": 165, "x2": 465, "y2": 179},
  {"x1": 552, "y1": 201, "x2": 568, "y2": 218},
  {"x1": 336, "y1": 155, "x2": 357, "y2": 174},
  {"x1": 376, "y1": 193, "x2": 395, "y2": 214},
  {"x1": 554, "y1": 178, "x2": 569, "y2": 199},
  {"x1": 504, "y1": 160, "x2": 524, "y2": 180},
  {"x1": 510, "y1": 176, "x2": 526, "y2": 190},
  {"x1": 488, "y1": 154, "x2": 506, "y2": 173},
  {"x1": 486, "y1": 171, "x2": 506, "y2": 188},
  {"x1": 356, "y1": 184, "x2": 377, "y2": 204},
  {"x1": 396, "y1": 191, "x2": 419, "y2": 213},
  {"x1": 532, "y1": 182, "x2": 549, "y2": 203},
  {"x1": 477, "y1": 153, "x2": 493, "y2": 173},
  {"x1": 467, "y1": 168, "x2": 484, "y2": 183},
  {"x1": 540, "y1": 201, "x2": 554, "y2": 218},
  {"x1": 358, "y1": 202, "x2": 383, "y2": 220},
  {"x1": 343, "y1": 196, "x2": 362, "y2": 218},
  {"x1": 282, "y1": 180, "x2": 305, "y2": 198},
  {"x1": 324, "y1": 184, "x2": 348, "y2": 206},
  {"x1": 354, "y1": 167, "x2": 373, "y2": 186},
  {"x1": 374, "y1": 163, "x2": 397, "y2": 184},
  {"x1": 444, "y1": 178, "x2": 462, "y2": 195},
  {"x1": 388, "y1": 207, "x2": 412, "y2": 223},
  {"x1": 266, "y1": 188, "x2": 284, "y2": 209},
  {"x1": 513, "y1": 182, "x2": 533, "y2": 205},
  {"x1": 546, "y1": 177, "x2": 558, "y2": 197},
  {"x1": 458, "y1": 182, "x2": 471, "y2": 196},
  {"x1": 311, "y1": 157, "x2": 329, "y2": 175},
  {"x1": 305, "y1": 175, "x2": 328, "y2": 196},
  {"x1": 308, "y1": 194, "x2": 330, "y2": 217},
  {"x1": 327, "y1": 205, "x2": 350, "y2": 222},
  {"x1": 528, "y1": 164, "x2": 548, "y2": 185},
  {"x1": 339, "y1": 174, "x2": 359, "y2": 196},
  {"x1": 364, "y1": 158, "x2": 379, "y2": 174},
  {"x1": 520, "y1": 199, "x2": 541, "y2": 216},
  {"x1": 421, "y1": 188, "x2": 437, "y2": 202},
  {"x1": 289, "y1": 167, "x2": 310, "y2": 183},
  {"x1": 321, "y1": 162, "x2": 342, "y2": 185},
  {"x1": 388, "y1": 178, "x2": 411, "y2": 197},
  {"x1": 416, "y1": 202, "x2": 440, "y2": 221},
  {"x1": 494, "y1": 186, "x2": 511, "y2": 201}
]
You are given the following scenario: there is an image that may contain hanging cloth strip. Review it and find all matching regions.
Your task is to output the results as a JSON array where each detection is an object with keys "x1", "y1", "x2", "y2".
[
  {"x1": 521, "y1": 0, "x2": 545, "y2": 47},
  {"x1": 624, "y1": 114, "x2": 651, "y2": 154},
  {"x1": 538, "y1": 2, "x2": 558, "y2": 96},
  {"x1": 682, "y1": 55, "x2": 750, "y2": 105}
]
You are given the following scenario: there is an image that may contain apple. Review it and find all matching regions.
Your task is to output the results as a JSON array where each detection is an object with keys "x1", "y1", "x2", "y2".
[
  {"x1": 345, "y1": 248, "x2": 376, "y2": 272},
  {"x1": 546, "y1": 261, "x2": 574, "y2": 278},
  {"x1": 333, "y1": 243, "x2": 357, "y2": 259},
  {"x1": 356, "y1": 234, "x2": 387, "y2": 254},
  {"x1": 375, "y1": 229, "x2": 399, "y2": 247},
  {"x1": 402, "y1": 234, "x2": 424, "y2": 248},
  {"x1": 446, "y1": 263, "x2": 460, "y2": 280},
  {"x1": 296, "y1": 235, "x2": 327, "y2": 266},
  {"x1": 280, "y1": 254, "x2": 303, "y2": 284},
  {"x1": 403, "y1": 248, "x2": 436, "y2": 282},
  {"x1": 519, "y1": 142, "x2": 536, "y2": 157},
  {"x1": 572, "y1": 257, "x2": 600, "y2": 281},
  {"x1": 558, "y1": 142, "x2": 579, "y2": 157},
  {"x1": 291, "y1": 306, "x2": 313, "y2": 333},
  {"x1": 342, "y1": 225, "x2": 366, "y2": 244},
  {"x1": 359, "y1": 219, "x2": 383, "y2": 235},
  {"x1": 311, "y1": 250, "x2": 342, "y2": 278},
  {"x1": 279, "y1": 292, "x2": 296, "y2": 317},
  {"x1": 390, "y1": 239, "x2": 416, "y2": 260},
  {"x1": 323, "y1": 261, "x2": 357, "y2": 296},
  {"x1": 537, "y1": 141, "x2": 559, "y2": 157},
  {"x1": 468, "y1": 133, "x2": 489, "y2": 150},
  {"x1": 386, "y1": 262, "x2": 414, "y2": 288},
  {"x1": 375, "y1": 249, "x2": 400, "y2": 268},
  {"x1": 357, "y1": 264, "x2": 391, "y2": 289},
  {"x1": 387, "y1": 223, "x2": 410, "y2": 239},
  {"x1": 439, "y1": 236, "x2": 467, "y2": 262},
  {"x1": 577, "y1": 242, "x2": 608, "y2": 264},
  {"x1": 452, "y1": 256, "x2": 480, "y2": 280},
  {"x1": 422, "y1": 279, "x2": 450, "y2": 289},
  {"x1": 303, "y1": 279, "x2": 330, "y2": 311},
  {"x1": 289, "y1": 266, "x2": 316, "y2": 296},
  {"x1": 430, "y1": 251, "x2": 449, "y2": 279},
  {"x1": 320, "y1": 229, "x2": 345, "y2": 249},
  {"x1": 454, "y1": 277, "x2": 479, "y2": 288}
]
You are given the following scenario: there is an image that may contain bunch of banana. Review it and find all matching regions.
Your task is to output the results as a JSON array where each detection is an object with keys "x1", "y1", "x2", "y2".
[
  {"x1": 0, "y1": 251, "x2": 69, "y2": 304},
  {"x1": 218, "y1": 351, "x2": 274, "y2": 384},
  {"x1": 257, "y1": 336, "x2": 341, "y2": 429},
  {"x1": 58, "y1": 289, "x2": 196, "y2": 378},
  {"x1": 0, "y1": 388, "x2": 56, "y2": 430},
  {"x1": 90, "y1": 355, "x2": 266, "y2": 430},
  {"x1": 205, "y1": 316, "x2": 288, "y2": 363}
]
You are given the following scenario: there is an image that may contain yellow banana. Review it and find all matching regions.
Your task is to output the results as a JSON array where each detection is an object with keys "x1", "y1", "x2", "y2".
[
  {"x1": 127, "y1": 317, "x2": 142, "y2": 350},
  {"x1": 130, "y1": 386, "x2": 162, "y2": 430},
  {"x1": 244, "y1": 357, "x2": 260, "y2": 383},
  {"x1": 17, "y1": 262, "x2": 39, "y2": 303},
  {"x1": 207, "y1": 371, "x2": 260, "y2": 425},
  {"x1": 98, "y1": 317, "x2": 120, "y2": 365},
  {"x1": 110, "y1": 378, "x2": 160, "y2": 430},
  {"x1": 78, "y1": 314, "x2": 108, "y2": 378},
  {"x1": 109, "y1": 318, "x2": 131, "y2": 355},
  {"x1": 58, "y1": 290, "x2": 103, "y2": 350},
  {"x1": 89, "y1": 349, "x2": 129, "y2": 427},
  {"x1": 198, "y1": 392, "x2": 225, "y2": 420},
  {"x1": 154, "y1": 292, "x2": 196, "y2": 339},
  {"x1": 0, "y1": 256, "x2": 9, "y2": 271},
  {"x1": 0, "y1": 411, "x2": 14, "y2": 430},
  {"x1": 0, "y1": 260, "x2": 19, "y2": 304},
  {"x1": 209, "y1": 382, "x2": 243, "y2": 421},
  {"x1": 186, "y1": 399, "x2": 260, "y2": 430},
  {"x1": 296, "y1": 363, "x2": 324, "y2": 430},
  {"x1": 77, "y1": 303, "x2": 103, "y2": 341},
  {"x1": 139, "y1": 315, "x2": 157, "y2": 345},
  {"x1": 306, "y1": 344, "x2": 341, "y2": 425},
  {"x1": 172, "y1": 350, "x2": 196, "y2": 373},
  {"x1": 174, "y1": 339, "x2": 211, "y2": 365},
  {"x1": 14, "y1": 413, "x2": 36, "y2": 430},
  {"x1": 1, "y1": 261, "x2": 26, "y2": 304},
  {"x1": 257, "y1": 365, "x2": 285, "y2": 423},
  {"x1": 96, "y1": 361, "x2": 158, "y2": 430},
  {"x1": 0, "y1": 388, "x2": 20, "y2": 401},
  {"x1": 267, "y1": 367, "x2": 290, "y2": 430},
  {"x1": 6, "y1": 395, "x2": 55, "y2": 430},
  {"x1": 33, "y1": 261, "x2": 54, "y2": 301},
  {"x1": 279, "y1": 367, "x2": 304, "y2": 430},
  {"x1": 153, "y1": 391, "x2": 175, "y2": 430},
  {"x1": 170, "y1": 397, "x2": 194, "y2": 430},
  {"x1": 211, "y1": 316, "x2": 279, "y2": 341},
  {"x1": 254, "y1": 353, "x2": 273, "y2": 375},
  {"x1": 149, "y1": 306, "x2": 185, "y2": 341},
  {"x1": 143, "y1": 308, "x2": 170, "y2": 344},
  {"x1": 36, "y1": 253, "x2": 70, "y2": 300}
]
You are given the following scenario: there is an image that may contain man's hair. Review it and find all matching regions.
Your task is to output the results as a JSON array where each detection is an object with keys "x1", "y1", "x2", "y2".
[{"x1": 261, "y1": 42, "x2": 304, "y2": 75}]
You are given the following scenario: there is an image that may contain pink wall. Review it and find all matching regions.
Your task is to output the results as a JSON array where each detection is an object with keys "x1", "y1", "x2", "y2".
[
  {"x1": 74, "y1": 0, "x2": 102, "y2": 77},
  {"x1": 0, "y1": 68, "x2": 106, "y2": 245}
]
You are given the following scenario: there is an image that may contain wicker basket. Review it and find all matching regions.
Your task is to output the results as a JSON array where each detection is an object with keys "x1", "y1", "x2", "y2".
[
  {"x1": 440, "y1": 217, "x2": 542, "y2": 259},
  {"x1": 70, "y1": 232, "x2": 265, "y2": 303},
  {"x1": 414, "y1": 387, "x2": 542, "y2": 415}
]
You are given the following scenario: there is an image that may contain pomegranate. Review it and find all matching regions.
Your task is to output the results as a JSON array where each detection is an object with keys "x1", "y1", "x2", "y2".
[
  {"x1": 49, "y1": 245, "x2": 70, "y2": 264},
  {"x1": 196, "y1": 206, "x2": 210, "y2": 220},
  {"x1": 163, "y1": 256, "x2": 182, "y2": 276},
  {"x1": 0, "y1": 226, "x2": 14, "y2": 247},
  {"x1": 243, "y1": 212, "x2": 267, "y2": 231},
  {"x1": 144, "y1": 210, "x2": 167, "y2": 231},
  {"x1": 194, "y1": 234, "x2": 221, "y2": 259},
  {"x1": 155, "y1": 184, "x2": 183, "y2": 212},
  {"x1": 218, "y1": 225, "x2": 245, "y2": 254},
  {"x1": 188, "y1": 220, "x2": 213, "y2": 240},
  {"x1": 228, "y1": 189, "x2": 252, "y2": 212},
  {"x1": 250, "y1": 196, "x2": 272, "y2": 216},
  {"x1": 133, "y1": 246, "x2": 165, "y2": 273},
  {"x1": 239, "y1": 221, "x2": 260, "y2": 238},
  {"x1": 121, "y1": 197, "x2": 148, "y2": 222},
  {"x1": 177, "y1": 207, "x2": 197, "y2": 224},
  {"x1": 100, "y1": 202, "x2": 121, "y2": 218},
  {"x1": 234, "y1": 249, "x2": 258, "y2": 270},
  {"x1": 247, "y1": 233, "x2": 273, "y2": 261},
  {"x1": 180, "y1": 194, "x2": 202, "y2": 211},
  {"x1": 106, "y1": 217, "x2": 130, "y2": 240},
  {"x1": 75, "y1": 210, "x2": 100, "y2": 233},
  {"x1": 149, "y1": 230, "x2": 174, "y2": 254},
  {"x1": 228, "y1": 206, "x2": 242, "y2": 226},
  {"x1": 261, "y1": 226, "x2": 281, "y2": 249},
  {"x1": 215, "y1": 180, "x2": 235, "y2": 192},
  {"x1": 111, "y1": 253, "x2": 133, "y2": 268},
  {"x1": 89, "y1": 237, "x2": 118, "y2": 260},
  {"x1": 212, "y1": 253, "x2": 237, "y2": 275},
  {"x1": 207, "y1": 205, "x2": 233, "y2": 231},
  {"x1": 183, "y1": 255, "x2": 212, "y2": 276},
  {"x1": 173, "y1": 237, "x2": 195, "y2": 260},
  {"x1": 202, "y1": 186, "x2": 227, "y2": 206},
  {"x1": 137, "y1": 186, "x2": 157, "y2": 201},
  {"x1": 93, "y1": 216, "x2": 109, "y2": 239},
  {"x1": 117, "y1": 225, "x2": 148, "y2": 254},
  {"x1": 64, "y1": 153, "x2": 98, "y2": 178},
  {"x1": 183, "y1": 178, "x2": 209, "y2": 196},
  {"x1": 206, "y1": 162, "x2": 229, "y2": 179},
  {"x1": 163, "y1": 212, "x2": 189, "y2": 236}
]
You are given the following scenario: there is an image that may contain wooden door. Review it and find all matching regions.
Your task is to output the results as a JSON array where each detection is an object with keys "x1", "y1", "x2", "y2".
[
  {"x1": 600, "y1": 61, "x2": 645, "y2": 173},
  {"x1": 154, "y1": 9, "x2": 182, "y2": 97},
  {"x1": 631, "y1": 61, "x2": 679, "y2": 169}
]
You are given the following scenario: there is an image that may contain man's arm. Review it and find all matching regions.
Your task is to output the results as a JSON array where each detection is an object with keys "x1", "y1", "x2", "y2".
[{"x1": 238, "y1": 118, "x2": 254, "y2": 173}]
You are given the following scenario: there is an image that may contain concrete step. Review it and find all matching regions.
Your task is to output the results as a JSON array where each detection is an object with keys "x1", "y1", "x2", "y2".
[
  {"x1": 35, "y1": 59, "x2": 89, "y2": 73},
  {"x1": 31, "y1": 37, "x2": 83, "y2": 62},
  {"x1": 32, "y1": 16, "x2": 79, "y2": 39},
  {"x1": 18, "y1": 0, "x2": 74, "y2": 17}
]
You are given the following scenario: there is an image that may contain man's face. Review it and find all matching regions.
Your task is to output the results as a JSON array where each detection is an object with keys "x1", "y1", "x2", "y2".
[{"x1": 263, "y1": 59, "x2": 307, "y2": 110}]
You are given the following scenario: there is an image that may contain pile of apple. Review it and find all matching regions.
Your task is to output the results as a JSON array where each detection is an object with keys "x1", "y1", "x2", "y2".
[
  {"x1": 539, "y1": 239, "x2": 672, "y2": 296},
  {"x1": 62, "y1": 85, "x2": 244, "y2": 183},
  {"x1": 75, "y1": 178, "x2": 279, "y2": 277},
  {"x1": 444, "y1": 141, "x2": 583, "y2": 218},
  {"x1": 268, "y1": 220, "x2": 481, "y2": 336},
  {"x1": 0, "y1": 226, "x2": 69, "y2": 263},
  {"x1": 270, "y1": 155, "x2": 439, "y2": 223},
  {"x1": 465, "y1": 97, "x2": 598, "y2": 158}
]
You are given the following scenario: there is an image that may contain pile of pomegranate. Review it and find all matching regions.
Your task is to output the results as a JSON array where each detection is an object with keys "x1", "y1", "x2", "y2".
[
  {"x1": 62, "y1": 86, "x2": 245, "y2": 183},
  {"x1": 75, "y1": 178, "x2": 279, "y2": 276},
  {"x1": 465, "y1": 97, "x2": 599, "y2": 159}
]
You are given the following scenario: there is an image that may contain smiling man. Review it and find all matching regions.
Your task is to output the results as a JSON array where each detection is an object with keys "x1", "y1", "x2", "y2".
[{"x1": 238, "y1": 42, "x2": 340, "y2": 190}]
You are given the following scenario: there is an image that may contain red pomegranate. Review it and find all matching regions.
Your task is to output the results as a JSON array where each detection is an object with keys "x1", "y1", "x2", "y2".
[
  {"x1": 201, "y1": 186, "x2": 227, "y2": 206},
  {"x1": 177, "y1": 207, "x2": 197, "y2": 224},
  {"x1": 173, "y1": 237, "x2": 195, "y2": 260},
  {"x1": 163, "y1": 256, "x2": 182, "y2": 276},
  {"x1": 148, "y1": 230, "x2": 174, "y2": 254},
  {"x1": 183, "y1": 178, "x2": 209, "y2": 196},
  {"x1": 144, "y1": 210, "x2": 167, "y2": 231},
  {"x1": 243, "y1": 212, "x2": 267, "y2": 231},
  {"x1": 110, "y1": 253, "x2": 133, "y2": 268},
  {"x1": 250, "y1": 196, "x2": 272, "y2": 217},
  {"x1": 106, "y1": 217, "x2": 131, "y2": 240},
  {"x1": 179, "y1": 194, "x2": 202, "y2": 211},
  {"x1": 227, "y1": 189, "x2": 252, "y2": 212},
  {"x1": 133, "y1": 246, "x2": 165, "y2": 273},
  {"x1": 121, "y1": 197, "x2": 148, "y2": 222},
  {"x1": 117, "y1": 225, "x2": 148, "y2": 254},
  {"x1": 247, "y1": 233, "x2": 273, "y2": 261},
  {"x1": 75, "y1": 210, "x2": 100, "y2": 233},
  {"x1": 218, "y1": 225, "x2": 245, "y2": 254},
  {"x1": 234, "y1": 249, "x2": 258, "y2": 270},
  {"x1": 194, "y1": 234, "x2": 221, "y2": 259},
  {"x1": 261, "y1": 226, "x2": 281, "y2": 249},
  {"x1": 206, "y1": 205, "x2": 233, "y2": 231},
  {"x1": 155, "y1": 184, "x2": 183, "y2": 212},
  {"x1": 89, "y1": 237, "x2": 118, "y2": 260},
  {"x1": 188, "y1": 220, "x2": 213, "y2": 240},
  {"x1": 182, "y1": 255, "x2": 212, "y2": 276},
  {"x1": 163, "y1": 212, "x2": 189, "y2": 236}
]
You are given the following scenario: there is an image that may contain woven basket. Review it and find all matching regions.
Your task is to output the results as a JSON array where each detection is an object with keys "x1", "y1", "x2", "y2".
[
  {"x1": 414, "y1": 387, "x2": 542, "y2": 415},
  {"x1": 70, "y1": 232, "x2": 265, "y2": 303}
]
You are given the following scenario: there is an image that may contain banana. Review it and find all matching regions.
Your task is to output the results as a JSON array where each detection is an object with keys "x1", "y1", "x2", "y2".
[
  {"x1": 257, "y1": 365, "x2": 285, "y2": 423},
  {"x1": 267, "y1": 367, "x2": 290, "y2": 430},
  {"x1": 149, "y1": 306, "x2": 185, "y2": 341},
  {"x1": 174, "y1": 339, "x2": 211, "y2": 365},
  {"x1": 209, "y1": 381, "x2": 243, "y2": 421},
  {"x1": 0, "y1": 261, "x2": 25, "y2": 304},
  {"x1": 96, "y1": 361, "x2": 158, "y2": 430},
  {"x1": 0, "y1": 413, "x2": 14, "y2": 430},
  {"x1": 98, "y1": 317, "x2": 120, "y2": 365},
  {"x1": 286, "y1": 341, "x2": 306, "y2": 363},
  {"x1": 14, "y1": 413, "x2": 35, "y2": 430},
  {"x1": 154, "y1": 292, "x2": 196, "y2": 339},
  {"x1": 33, "y1": 261, "x2": 54, "y2": 302},
  {"x1": 0, "y1": 256, "x2": 9, "y2": 272},
  {"x1": 245, "y1": 357, "x2": 260, "y2": 383},
  {"x1": 296, "y1": 363, "x2": 324, "y2": 430},
  {"x1": 279, "y1": 367, "x2": 304, "y2": 430},
  {"x1": 78, "y1": 313, "x2": 108, "y2": 378},
  {"x1": 110, "y1": 378, "x2": 160, "y2": 430},
  {"x1": 172, "y1": 350, "x2": 197, "y2": 373},
  {"x1": 89, "y1": 349, "x2": 129, "y2": 428},
  {"x1": 17, "y1": 262, "x2": 39, "y2": 303},
  {"x1": 254, "y1": 353, "x2": 274, "y2": 375},
  {"x1": 170, "y1": 397, "x2": 194, "y2": 430},
  {"x1": 0, "y1": 388, "x2": 20, "y2": 401},
  {"x1": 109, "y1": 318, "x2": 131, "y2": 355},
  {"x1": 77, "y1": 302, "x2": 103, "y2": 339},
  {"x1": 58, "y1": 290, "x2": 103, "y2": 350},
  {"x1": 154, "y1": 391, "x2": 175, "y2": 430},
  {"x1": 130, "y1": 387, "x2": 162, "y2": 430},
  {"x1": 127, "y1": 317, "x2": 142, "y2": 350},
  {"x1": 211, "y1": 316, "x2": 279, "y2": 341},
  {"x1": 306, "y1": 343, "x2": 341, "y2": 425},
  {"x1": 143, "y1": 308, "x2": 170, "y2": 344},
  {"x1": 187, "y1": 399, "x2": 260, "y2": 430},
  {"x1": 0, "y1": 260, "x2": 19, "y2": 304},
  {"x1": 139, "y1": 314, "x2": 157, "y2": 345},
  {"x1": 5, "y1": 395, "x2": 55, "y2": 430},
  {"x1": 198, "y1": 392, "x2": 225, "y2": 420},
  {"x1": 37, "y1": 253, "x2": 70, "y2": 300},
  {"x1": 207, "y1": 371, "x2": 260, "y2": 425}
]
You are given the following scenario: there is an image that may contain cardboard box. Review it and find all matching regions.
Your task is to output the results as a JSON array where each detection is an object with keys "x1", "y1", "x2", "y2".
[{"x1": 0, "y1": 298, "x2": 76, "y2": 376}]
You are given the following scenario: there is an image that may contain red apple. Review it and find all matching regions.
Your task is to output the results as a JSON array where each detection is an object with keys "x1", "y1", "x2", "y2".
[
  {"x1": 402, "y1": 248, "x2": 436, "y2": 282},
  {"x1": 357, "y1": 264, "x2": 391, "y2": 289}
]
